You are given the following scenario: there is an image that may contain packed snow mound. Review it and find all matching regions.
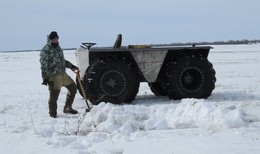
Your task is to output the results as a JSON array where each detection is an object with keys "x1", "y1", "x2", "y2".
[
  {"x1": 81, "y1": 99, "x2": 248, "y2": 135},
  {"x1": 168, "y1": 99, "x2": 248, "y2": 129}
]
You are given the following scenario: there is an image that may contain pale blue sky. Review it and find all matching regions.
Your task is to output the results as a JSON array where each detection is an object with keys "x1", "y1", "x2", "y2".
[{"x1": 0, "y1": 0, "x2": 259, "y2": 51}]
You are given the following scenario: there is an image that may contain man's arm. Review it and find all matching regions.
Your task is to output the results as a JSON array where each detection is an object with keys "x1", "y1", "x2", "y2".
[
  {"x1": 40, "y1": 50, "x2": 50, "y2": 78},
  {"x1": 39, "y1": 47, "x2": 52, "y2": 86},
  {"x1": 65, "y1": 60, "x2": 78, "y2": 71}
]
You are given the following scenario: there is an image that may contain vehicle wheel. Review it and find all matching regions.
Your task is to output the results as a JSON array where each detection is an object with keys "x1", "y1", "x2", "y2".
[
  {"x1": 148, "y1": 81, "x2": 167, "y2": 96},
  {"x1": 84, "y1": 58, "x2": 140, "y2": 104},
  {"x1": 165, "y1": 57, "x2": 216, "y2": 99}
]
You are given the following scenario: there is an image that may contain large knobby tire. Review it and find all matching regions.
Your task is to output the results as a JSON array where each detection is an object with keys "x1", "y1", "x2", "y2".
[
  {"x1": 148, "y1": 63, "x2": 168, "y2": 96},
  {"x1": 148, "y1": 81, "x2": 168, "y2": 96},
  {"x1": 84, "y1": 58, "x2": 140, "y2": 104},
  {"x1": 165, "y1": 56, "x2": 216, "y2": 99}
]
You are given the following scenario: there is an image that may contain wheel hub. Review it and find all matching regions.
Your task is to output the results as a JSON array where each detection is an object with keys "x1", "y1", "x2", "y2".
[
  {"x1": 100, "y1": 70, "x2": 126, "y2": 97},
  {"x1": 183, "y1": 72, "x2": 193, "y2": 84},
  {"x1": 179, "y1": 67, "x2": 204, "y2": 93},
  {"x1": 106, "y1": 79, "x2": 117, "y2": 88}
]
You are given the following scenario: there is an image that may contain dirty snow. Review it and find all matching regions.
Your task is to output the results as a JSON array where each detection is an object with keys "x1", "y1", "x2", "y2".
[{"x1": 0, "y1": 44, "x2": 260, "y2": 154}]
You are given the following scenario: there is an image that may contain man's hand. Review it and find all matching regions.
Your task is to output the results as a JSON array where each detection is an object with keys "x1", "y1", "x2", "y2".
[
  {"x1": 71, "y1": 65, "x2": 79, "y2": 72},
  {"x1": 42, "y1": 79, "x2": 49, "y2": 86}
]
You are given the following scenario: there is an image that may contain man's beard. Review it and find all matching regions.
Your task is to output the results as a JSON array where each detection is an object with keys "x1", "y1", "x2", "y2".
[{"x1": 51, "y1": 42, "x2": 59, "y2": 47}]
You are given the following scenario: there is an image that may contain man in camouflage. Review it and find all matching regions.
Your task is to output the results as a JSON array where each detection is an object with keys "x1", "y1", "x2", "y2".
[{"x1": 40, "y1": 31, "x2": 78, "y2": 118}]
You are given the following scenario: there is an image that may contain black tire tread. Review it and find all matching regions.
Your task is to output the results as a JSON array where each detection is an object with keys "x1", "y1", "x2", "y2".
[
  {"x1": 165, "y1": 56, "x2": 216, "y2": 99},
  {"x1": 83, "y1": 58, "x2": 140, "y2": 104}
]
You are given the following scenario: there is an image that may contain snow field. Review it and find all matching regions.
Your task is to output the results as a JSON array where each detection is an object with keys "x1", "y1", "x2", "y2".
[{"x1": 0, "y1": 44, "x2": 260, "y2": 153}]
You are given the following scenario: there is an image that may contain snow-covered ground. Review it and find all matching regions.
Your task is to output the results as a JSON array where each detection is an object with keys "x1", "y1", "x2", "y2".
[{"x1": 0, "y1": 44, "x2": 260, "y2": 154}]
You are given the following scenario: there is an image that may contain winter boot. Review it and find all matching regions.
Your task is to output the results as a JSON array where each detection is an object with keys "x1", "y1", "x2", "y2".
[
  {"x1": 63, "y1": 83, "x2": 78, "y2": 114},
  {"x1": 63, "y1": 106, "x2": 78, "y2": 114},
  {"x1": 48, "y1": 90, "x2": 60, "y2": 118}
]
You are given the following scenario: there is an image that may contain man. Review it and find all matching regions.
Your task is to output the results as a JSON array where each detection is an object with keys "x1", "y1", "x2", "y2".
[{"x1": 40, "y1": 31, "x2": 78, "y2": 118}]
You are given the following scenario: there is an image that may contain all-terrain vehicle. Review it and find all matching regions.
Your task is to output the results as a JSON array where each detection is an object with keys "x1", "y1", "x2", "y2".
[{"x1": 76, "y1": 34, "x2": 216, "y2": 104}]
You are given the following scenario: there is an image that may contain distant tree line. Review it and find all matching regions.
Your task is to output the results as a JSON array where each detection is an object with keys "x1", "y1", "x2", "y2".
[
  {"x1": 0, "y1": 48, "x2": 77, "y2": 53},
  {"x1": 152, "y1": 39, "x2": 260, "y2": 46},
  {"x1": 1, "y1": 39, "x2": 260, "y2": 52}
]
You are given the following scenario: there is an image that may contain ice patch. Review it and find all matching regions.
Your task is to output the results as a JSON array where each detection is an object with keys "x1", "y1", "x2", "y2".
[
  {"x1": 47, "y1": 136, "x2": 77, "y2": 148},
  {"x1": 154, "y1": 119, "x2": 169, "y2": 130}
]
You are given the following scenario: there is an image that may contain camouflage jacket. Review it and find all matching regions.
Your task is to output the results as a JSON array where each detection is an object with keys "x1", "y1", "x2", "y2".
[{"x1": 40, "y1": 37, "x2": 73, "y2": 79}]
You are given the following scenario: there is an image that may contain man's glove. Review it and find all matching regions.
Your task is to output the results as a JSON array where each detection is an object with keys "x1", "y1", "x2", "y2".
[
  {"x1": 71, "y1": 65, "x2": 79, "y2": 72},
  {"x1": 71, "y1": 64, "x2": 78, "y2": 70},
  {"x1": 42, "y1": 79, "x2": 49, "y2": 86},
  {"x1": 41, "y1": 72, "x2": 49, "y2": 86}
]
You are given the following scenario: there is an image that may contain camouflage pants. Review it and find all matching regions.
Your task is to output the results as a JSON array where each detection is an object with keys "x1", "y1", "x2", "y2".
[{"x1": 48, "y1": 73, "x2": 77, "y2": 116}]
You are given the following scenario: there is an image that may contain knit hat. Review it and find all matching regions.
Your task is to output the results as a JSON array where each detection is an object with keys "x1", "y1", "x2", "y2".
[{"x1": 49, "y1": 31, "x2": 59, "y2": 40}]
